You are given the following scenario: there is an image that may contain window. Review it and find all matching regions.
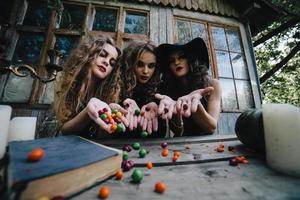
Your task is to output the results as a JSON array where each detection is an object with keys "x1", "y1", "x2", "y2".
[{"x1": 174, "y1": 18, "x2": 254, "y2": 112}]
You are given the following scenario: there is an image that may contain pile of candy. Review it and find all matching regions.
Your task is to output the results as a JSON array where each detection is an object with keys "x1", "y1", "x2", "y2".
[{"x1": 98, "y1": 108, "x2": 126, "y2": 133}]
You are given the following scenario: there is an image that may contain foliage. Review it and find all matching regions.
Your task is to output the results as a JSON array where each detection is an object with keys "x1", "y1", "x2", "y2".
[{"x1": 254, "y1": 0, "x2": 300, "y2": 106}]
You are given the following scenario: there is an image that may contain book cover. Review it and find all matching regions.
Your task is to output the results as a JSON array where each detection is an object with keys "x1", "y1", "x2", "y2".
[{"x1": 8, "y1": 135, "x2": 122, "y2": 200}]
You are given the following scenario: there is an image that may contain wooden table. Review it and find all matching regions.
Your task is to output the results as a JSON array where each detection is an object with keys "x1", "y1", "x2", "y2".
[{"x1": 71, "y1": 135, "x2": 300, "y2": 200}]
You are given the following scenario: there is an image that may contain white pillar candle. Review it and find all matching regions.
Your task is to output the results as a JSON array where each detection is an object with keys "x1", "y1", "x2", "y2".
[
  {"x1": 8, "y1": 117, "x2": 37, "y2": 142},
  {"x1": 0, "y1": 105, "x2": 12, "y2": 159},
  {"x1": 263, "y1": 104, "x2": 300, "y2": 177}
]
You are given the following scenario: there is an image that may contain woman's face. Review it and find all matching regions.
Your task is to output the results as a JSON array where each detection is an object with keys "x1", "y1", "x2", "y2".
[
  {"x1": 91, "y1": 43, "x2": 118, "y2": 79},
  {"x1": 134, "y1": 51, "x2": 156, "y2": 84},
  {"x1": 169, "y1": 50, "x2": 189, "y2": 78}
]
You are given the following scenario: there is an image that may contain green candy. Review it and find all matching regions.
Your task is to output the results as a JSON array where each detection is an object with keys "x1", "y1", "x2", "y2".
[
  {"x1": 139, "y1": 149, "x2": 147, "y2": 158},
  {"x1": 132, "y1": 142, "x2": 141, "y2": 150},
  {"x1": 123, "y1": 151, "x2": 129, "y2": 160},
  {"x1": 100, "y1": 114, "x2": 107, "y2": 120},
  {"x1": 116, "y1": 124, "x2": 125, "y2": 133},
  {"x1": 140, "y1": 131, "x2": 148, "y2": 138},
  {"x1": 131, "y1": 169, "x2": 143, "y2": 183},
  {"x1": 111, "y1": 109, "x2": 118, "y2": 114},
  {"x1": 134, "y1": 109, "x2": 140, "y2": 116}
]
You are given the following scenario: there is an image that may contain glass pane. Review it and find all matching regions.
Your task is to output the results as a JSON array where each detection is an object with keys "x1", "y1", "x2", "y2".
[
  {"x1": 235, "y1": 80, "x2": 254, "y2": 110},
  {"x1": 54, "y1": 35, "x2": 80, "y2": 62},
  {"x1": 39, "y1": 82, "x2": 54, "y2": 104},
  {"x1": 226, "y1": 29, "x2": 242, "y2": 52},
  {"x1": 23, "y1": 0, "x2": 49, "y2": 27},
  {"x1": 125, "y1": 12, "x2": 148, "y2": 34},
  {"x1": 93, "y1": 8, "x2": 117, "y2": 32},
  {"x1": 176, "y1": 20, "x2": 191, "y2": 44},
  {"x1": 13, "y1": 32, "x2": 45, "y2": 64},
  {"x1": 215, "y1": 50, "x2": 232, "y2": 78},
  {"x1": 2, "y1": 74, "x2": 34, "y2": 102},
  {"x1": 231, "y1": 53, "x2": 248, "y2": 79},
  {"x1": 191, "y1": 22, "x2": 207, "y2": 44},
  {"x1": 219, "y1": 78, "x2": 238, "y2": 110},
  {"x1": 58, "y1": 4, "x2": 85, "y2": 29},
  {"x1": 211, "y1": 27, "x2": 227, "y2": 51}
]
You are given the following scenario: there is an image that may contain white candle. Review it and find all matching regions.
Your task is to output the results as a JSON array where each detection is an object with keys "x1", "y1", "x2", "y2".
[
  {"x1": 8, "y1": 117, "x2": 37, "y2": 142},
  {"x1": 263, "y1": 104, "x2": 300, "y2": 177},
  {"x1": 0, "y1": 105, "x2": 12, "y2": 159}
]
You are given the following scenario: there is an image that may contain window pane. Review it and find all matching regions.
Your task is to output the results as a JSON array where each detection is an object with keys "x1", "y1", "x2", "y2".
[
  {"x1": 23, "y1": 0, "x2": 49, "y2": 27},
  {"x1": 231, "y1": 53, "x2": 248, "y2": 79},
  {"x1": 125, "y1": 12, "x2": 148, "y2": 34},
  {"x1": 215, "y1": 50, "x2": 232, "y2": 78},
  {"x1": 219, "y1": 78, "x2": 238, "y2": 110},
  {"x1": 176, "y1": 20, "x2": 191, "y2": 44},
  {"x1": 13, "y1": 32, "x2": 45, "y2": 64},
  {"x1": 235, "y1": 80, "x2": 254, "y2": 110},
  {"x1": 191, "y1": 22, "x2": 207, "y2": 43},
  {"x1": 226, "y1": 29, "x2": 242, "y2": 52},
  {"x1": 93, "y1": 8, "x2": 117, "y2": 32},
  {"x1": 58, "y1": 4, "x2": 85, "y2": 29},
  {"x1": 211, "y1": 27, "x2": 227, "y2": 51},
  {"x1": 2, "y1": 75, "x2": 34, "y2": 102},
  {"x1": 39, "y1": 82, "x2": 54, "y2": 104},
  {"x1": 54, "y1": 35, "x2": 80, "y2": 62}
]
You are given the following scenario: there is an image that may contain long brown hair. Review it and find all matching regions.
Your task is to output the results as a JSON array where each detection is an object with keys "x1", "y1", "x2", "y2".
[
  {"x1": 55, "y1": 34, "x2": 121, "y2": 124},
  {"x1": 119, "y1": 41, "x2": 161, "y2": 103}
]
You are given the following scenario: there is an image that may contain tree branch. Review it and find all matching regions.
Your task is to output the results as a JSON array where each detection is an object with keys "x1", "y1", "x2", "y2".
[
  {"x1": 253, "y1": 15, "x2": 300, "y2": 47},
  {"x1": 259, "y1": 41, "x2": 300, "y2": 84}
]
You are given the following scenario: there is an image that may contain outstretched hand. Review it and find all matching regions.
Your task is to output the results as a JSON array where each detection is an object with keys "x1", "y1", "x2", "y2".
[
  {"x1": 140, "y1": 102, "x2": 159, "y2": 134},
  {"x1": 155, "y1": 94, "x2": 177, "y2": 120},
  {"x1": 123, "y1": 98, "x2": 141, "y2": 131},
  {"x1": 176, "y1": 87, "x2": 214, "y2": 117},
  {"x1": 85, "y1": 98, "x2": 114, "y2": 133}
]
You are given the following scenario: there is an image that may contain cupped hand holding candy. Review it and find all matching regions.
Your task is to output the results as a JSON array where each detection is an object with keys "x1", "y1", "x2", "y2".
[
  {"x1": 140, "y1": 102, "x2": 159, "y2": 134},
  {"x1": 109, "y1": 103, "x2": 129, "y2": 127},
  {"x1": 155, "y1": 94, "x2": 177, "y2": 120},
  {"x1": 176, "y1": 87, "x2": 214, "y2": 117},
  {"x1": 123, "y1": 98, "x2": 141, "y2": 131},
  {"x1": 85, "y1": 98, "x2": 114, "y2": 133}
]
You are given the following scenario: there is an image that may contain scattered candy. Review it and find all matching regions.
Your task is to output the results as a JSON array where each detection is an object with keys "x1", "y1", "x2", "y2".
[
  {"x1": 122, "y1": 144, "x2": 132, "y2": 152},
  {"x1": 98, "y1": 108, "x2": 126, "y2": 134},
  {"x1": 132, "y1": 142, "x2": 141, "y2": 150},
  {"x1": 131, "y1": 169, "x2": 143, "y2": 183},
  {"x1": 216, "y1": 144, "x2": 225, "y2": 153},
  {"x1": 116, "y1": 124, "x2": 125, "y2": 133},
  {"x1": 134, "y1": 109, "x2": 141, "y2": 116},
  {"x1": 115, "y1": 169, "x2": 123, "y2": 180},
  {"x1": 172, "y1": 155, "x2": 179, "y2": 162},
  {"x1": 161, "y1": 149, "x2": 169, "y2": 157},
  {"x1": 27, "y1": 148, "x2": 45, "y2": 162},
  {"x1": 228, "y1": 146, "x2": 235, "y2": 151},
  {"x1": 146, "y1": 162, "x2": 153, "y2": 169},
  {"x1": 98, "y1": 186, "x2": 110, "y2": 199},
  {"x1": 229, "y1": 158, "x2": 239, "y2": 166},
  {"x1": 229, "y1": 156, "x2": 249, "y2": 166},
  {"x1": 111, "y1": 109, "x2": 118, "y2": 114},
  {"x1": 123, "y1": 151, "x2": 129, "y2": 160},
  {"x1": 160, "y1": 142, "x2": 168, "y2": 149},
  {"x1": 173, "y1": 151, "x2": 181, "y2": 157},
  {"x1": 154, "y1": 182, "x2": 166, "y2": 193},
  {"x1": 139, "y1": 149, "x2": 147, "y2": 158},
  {"x1": 140, "y1": 131, "x2": 148, "y2": 138},
  {"x1": 122, "y1": 160, "x2": 134, "y2": 171}
]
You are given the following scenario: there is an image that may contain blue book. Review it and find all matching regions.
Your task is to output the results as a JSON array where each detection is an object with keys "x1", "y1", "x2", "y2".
[{"x1": 8, "y1": 135, "x2": 122, "y2": 200}]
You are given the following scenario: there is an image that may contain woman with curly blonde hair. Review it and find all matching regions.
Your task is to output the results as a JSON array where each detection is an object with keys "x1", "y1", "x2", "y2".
[{"x1": 55, "y1": 34, "x2": 127, "y2": 138}]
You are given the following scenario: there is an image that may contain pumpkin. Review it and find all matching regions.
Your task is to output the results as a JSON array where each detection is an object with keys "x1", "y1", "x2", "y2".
[{"x1": 235, "y1": 109, "x2": 265, "y2": 152}]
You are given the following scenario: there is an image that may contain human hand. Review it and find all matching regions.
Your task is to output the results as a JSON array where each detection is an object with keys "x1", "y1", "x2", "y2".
[
  {"x1": 85, "y1": 98, "x2": 114, "y2": 133},
  {"x1": 155, "y1": 94, "x2": 177, "y2": 120},
  {"x1": 140, "y1": 102, "x2": 159, "y2": 134},
  {"x1": 123, "y1": 98, "x2": 141, "y2": 131},
  {"x1": 176, "y1": 87, "x2": 214, "y2": 117},
  {"x1": 109, "y1": 103, "x2": 129, "y2": 127}
]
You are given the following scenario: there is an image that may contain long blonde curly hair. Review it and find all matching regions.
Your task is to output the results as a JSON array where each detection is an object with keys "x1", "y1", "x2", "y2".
[{"x1": 55, "y1": 34, "x2": 121, "y2": 124}]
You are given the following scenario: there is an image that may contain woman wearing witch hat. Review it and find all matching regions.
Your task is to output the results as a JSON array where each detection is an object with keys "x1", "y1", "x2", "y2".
[{"x1": 155, "y1": 37, "x2": 221, "y2": 135}]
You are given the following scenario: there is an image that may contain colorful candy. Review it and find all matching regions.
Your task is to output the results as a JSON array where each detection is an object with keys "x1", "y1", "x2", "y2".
[
  {"x1": 161, "y1": 149, "x2": 169, "y2": 157},
  {"x1": 134, "y1": 109, "x2": 141, "y2": 116},
  {"x1": 122, "y1": 144, "x2": 132, "y2": 152},
  {"x1": 27, "y1": 148, "x2": 45, "y2": 162},
  {"x1": 123, "y1": 151, "x2": 129, "y2": 160},
  {"x1": 140, "y1": 131, "x2": 148, "y2": 138},
  {"x1": 115, "y1": 169, "x2": 123, "y2": 180},
  {"x1": 131, "y1": 169, "x2": 143, "y2": 183},
  {"x1": 132, "y1": 142, "x2": 141, "y2": 150},
  {"x1": 154, "y1": 182, "x2": 166, "y2": 193},
  {"x1": 98, "y1": 186, "x2": 110, "y2": 199},
  {"x1": 161, "y1": 142, "x2": 168, "y2": 149},
  {"x1": 146, "y1": 161, "x2": 153, "y2": 169},
  {"x1": 139, "y1": 149, "x2": 147, "y2": 158}
]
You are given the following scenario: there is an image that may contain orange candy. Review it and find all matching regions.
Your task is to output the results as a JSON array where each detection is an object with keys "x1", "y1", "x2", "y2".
[
  {"x1": 172, "y1": 155, "x2": 178, "y2": 162},
  {"x1": 27, "y1": 148, "x2": 45, "y2": 162},
  {"x1": 115, "y1": 169, "x2": 123, "y2": 180},
  {"x1": 146, "y1": 162, "x2": 153, "y2": 169},
  {"x1": 110, "y1": 124, "x2": 117, "y2": 132},
  {"x1": 99, "y1": 186, "x2": 110, "y2": 199},
  {"x1": 173, "y1": 151, "x2": 181, "y2": 157},
  {"x1": 216, "y1": 147, "x2": 224, "y2": 152},
  {"x1": 161, "y1": 149, "x2": 169, "y2": 157},
  {"x1": 155, "y1": 182, "x2": 166, "y2": 193}
]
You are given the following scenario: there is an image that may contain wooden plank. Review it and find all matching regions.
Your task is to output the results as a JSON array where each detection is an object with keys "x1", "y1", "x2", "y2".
[
  {"x1": 158, "y1": 7, "x2": 167, "y2": 44},
  {"x1": 166, "y1": 7, "x2": 173, "y2": 43},
  {"x1": 149, "y1": 6, "x2": 159, "y2": 45},
  {"x1": 217, "y1": 112, "x2": 230, "y2": 134}
]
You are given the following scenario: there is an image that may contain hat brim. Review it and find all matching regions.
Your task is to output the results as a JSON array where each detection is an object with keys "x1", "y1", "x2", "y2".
[{"x1": 156, "y1": 37, "x2": 209, "y2": 71}]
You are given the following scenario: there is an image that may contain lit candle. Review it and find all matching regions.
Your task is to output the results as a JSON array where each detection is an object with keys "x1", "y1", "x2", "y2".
[
  {"x1": 0, "y1": 105, "x2": 12, "y2": 159},
  {"x1": 8, "y1": 117, "x2": 37, "y2": 142}
]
